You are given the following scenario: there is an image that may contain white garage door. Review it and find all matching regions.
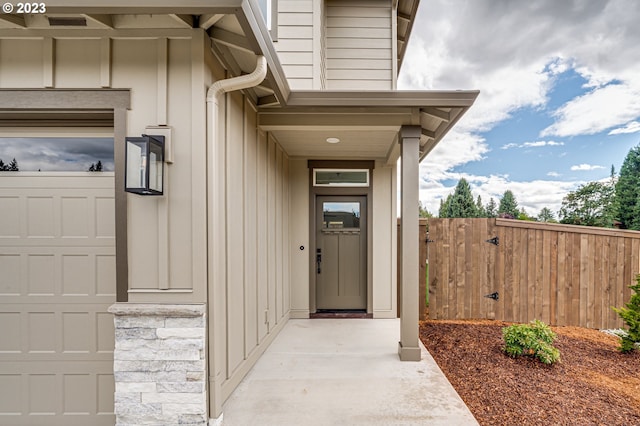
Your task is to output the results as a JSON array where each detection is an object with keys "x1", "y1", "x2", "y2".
[{"x1": 0, "y1": 173, "x2": 115, "y2": 425}]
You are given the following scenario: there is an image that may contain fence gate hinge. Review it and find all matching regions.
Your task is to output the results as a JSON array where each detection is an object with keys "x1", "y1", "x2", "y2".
[
  {"x1": 426, "y1": 238, "x2": 434, "y2": 243},
  {"x1": 484, "y1": 292, "x2": 499, "y2": 301},
  {"x1": 485, "y1": 236, "x2": 499, "y2": 246}
]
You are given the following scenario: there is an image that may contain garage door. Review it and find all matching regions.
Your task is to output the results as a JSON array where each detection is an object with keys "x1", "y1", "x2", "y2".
[{"x1": 0, "y1": 173, "x2": 115, "y2": 425}]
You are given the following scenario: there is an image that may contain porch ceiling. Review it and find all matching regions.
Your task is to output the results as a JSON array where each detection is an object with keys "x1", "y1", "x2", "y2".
[{"x1": 258, "y1": 90, "x2": 479, "y2": 163}]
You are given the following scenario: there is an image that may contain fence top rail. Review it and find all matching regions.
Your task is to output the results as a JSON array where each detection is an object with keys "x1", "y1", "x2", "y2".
[{"x1": 494, "y1": 217, "x2": 640, "y2": 238}]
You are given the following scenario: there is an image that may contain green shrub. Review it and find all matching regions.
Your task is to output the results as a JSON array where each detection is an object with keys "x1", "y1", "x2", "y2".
[
  {"x1": 502, "y1": 320, "x2": 560, "y2": 364},
  {"x1": 612, "y1": 274, "x2": 640, "y2": 353}
]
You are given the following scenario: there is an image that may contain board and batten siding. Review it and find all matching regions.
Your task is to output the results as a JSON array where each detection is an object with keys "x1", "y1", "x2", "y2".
[
  {"x1": 275, "y1": 0, "x2": 315, "y2": 89},
  {"x1": 207, "y1": 86, "x2": 291, "y2": 416},
  {"x1": 0, "y1": 30, "x2": 209, "y2": 303},
  {"x1": 325, "y1": 0, "x2": 393, "y2": 90}
]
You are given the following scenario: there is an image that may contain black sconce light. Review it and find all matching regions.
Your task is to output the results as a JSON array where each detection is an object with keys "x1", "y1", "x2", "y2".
[{"x1": 125, "y1": 135, "x2": 165, "y2": 195}]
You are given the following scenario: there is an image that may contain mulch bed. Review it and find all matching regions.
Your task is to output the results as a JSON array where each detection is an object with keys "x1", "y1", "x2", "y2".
[{"x1": 420, "y1": 320, "x2": 640, "y2": 426}]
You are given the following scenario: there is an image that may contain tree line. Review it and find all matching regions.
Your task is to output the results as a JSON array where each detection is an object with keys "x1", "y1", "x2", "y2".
[
  {"x1": 428, "y1": 142, "x2": 640, "y2": 231},
  {"x1": 0, "y1": 158, "x2": 19, "y2": 171}
]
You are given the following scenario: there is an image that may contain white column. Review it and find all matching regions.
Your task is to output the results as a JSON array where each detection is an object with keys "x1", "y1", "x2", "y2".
[{"x1": 398, "y1": 125, "x2": 421, "y2": 361}]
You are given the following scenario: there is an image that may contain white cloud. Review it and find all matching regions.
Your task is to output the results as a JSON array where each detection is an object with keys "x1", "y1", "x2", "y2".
[
  {"x1": 609, "y1": 121, "x2": 640, "y2": 135},
  {"x1": 570, "y1": 164, "x2": 605, "y2": 171},
  {"x1": 547, "y1": 171, "x2": 561, "y2": 177},
  {"x1": 502, "y1": 140, "x2": 564, "y2": 149},
  {"x1": 541, "y1": 83, "x2": 640, "y2": 137}
]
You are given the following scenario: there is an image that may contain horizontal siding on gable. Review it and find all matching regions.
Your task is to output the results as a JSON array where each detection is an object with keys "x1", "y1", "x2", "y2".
[
  {"x1": 278, "y1": 52, "x2": 314, "y2": 65},
  {"x1": 327, "y1": 17, "x2": 391, "y2": 28},
  {"x1": 327, "y1": 48, "x2": 392, "y2": 60},
  {"x1": 325, "y1": 0, "x2": 393, "y2": 90},
  {"x1": 327, "y1": 58, "x2": 390, "y2": 70},
  {"x1": 282, "y1": 65, "x2": 313, "y2": 79},
  {"x1": 275, "y1": 39, "x2": 314, "y2": 52},
  {"x1": 279, "y1": 0, "x2": 313, "y2": 13},
  {"x1": 328, "y1": 27, "x2": 392, "y2": 39},
  {"x1": 279, "y1": 12, "x2": 313, "y2": 26},
  {"x1": 277, "y1": 26, "x2": 313, "y2": 39},
  {"x1": 326, "y1": 5, "x2": 391, "y2": 18},
  {"x1": 326, "y1": 79, "x2": 392, "y2": 90},
  {"x1": 326, "y1": 37, "x2": 391, "y2": 49},
  {"x1": 327, "y1": 69, "x2": 392, "y2": 80},
  {"x1": 275, "y1": 0, "x2": 314, "y2": 88}
]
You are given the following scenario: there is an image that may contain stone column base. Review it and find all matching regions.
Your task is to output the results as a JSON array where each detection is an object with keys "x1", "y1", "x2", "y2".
[{"x1": 108, "y1": 303, "x2": 207, "y2": 426}]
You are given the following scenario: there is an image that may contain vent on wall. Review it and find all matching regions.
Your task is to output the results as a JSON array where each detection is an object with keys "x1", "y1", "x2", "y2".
[{"x1": 48, "y1": 17, "x2": 87, "y2": 26}]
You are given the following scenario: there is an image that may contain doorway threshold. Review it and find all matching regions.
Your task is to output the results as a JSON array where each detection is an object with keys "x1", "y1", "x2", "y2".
[{"x1": 310, "y1": 310, "x2": 373, "y2": 319}]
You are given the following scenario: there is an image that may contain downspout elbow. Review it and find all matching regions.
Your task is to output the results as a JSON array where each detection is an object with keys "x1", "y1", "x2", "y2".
[{"x1": 206, "y1": 55, "x2": 268, "y2": 102}]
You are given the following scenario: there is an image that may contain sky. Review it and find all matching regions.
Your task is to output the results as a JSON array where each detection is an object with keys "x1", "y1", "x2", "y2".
[{"x1": 398, "y1": 0, "x2": 640, "y2": 218}]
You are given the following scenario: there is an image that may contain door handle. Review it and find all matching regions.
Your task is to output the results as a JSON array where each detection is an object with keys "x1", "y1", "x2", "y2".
[{"x1": 316, "y1": 248, "x2": 322, "y2": 274}]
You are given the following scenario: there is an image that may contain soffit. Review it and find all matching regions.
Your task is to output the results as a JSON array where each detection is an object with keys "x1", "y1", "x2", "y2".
[
  {"x1": 397, "y1": 0, "x2": 420, "y2": 71},
  {"x1": 259, "y1": 90, "x2": 479, "y2": 163}
]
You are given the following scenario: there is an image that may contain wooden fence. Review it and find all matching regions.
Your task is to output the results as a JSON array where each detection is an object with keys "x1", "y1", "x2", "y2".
[{"x1": 427, "y1": 218, "x2": 640, "y2": 329}]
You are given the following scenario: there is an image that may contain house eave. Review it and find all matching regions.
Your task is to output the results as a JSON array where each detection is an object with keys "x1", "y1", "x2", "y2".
[{"x1": 260, "y1": 89, "x2": 479, "y2": 163}]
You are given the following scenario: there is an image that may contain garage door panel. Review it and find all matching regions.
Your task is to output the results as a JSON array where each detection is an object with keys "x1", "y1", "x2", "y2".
[
  {"x1": 0, "y1": 249, "x2": 116, "y2": 296},
  {"x1": 0, "y1": 174, "x2": 115, "y2": 424},
  {"x1": 0, "y1": 369, "x2": 114, "y2": 425},
  {"x1": 0, "y1": 305, "x2": 114, "y2": 359}
]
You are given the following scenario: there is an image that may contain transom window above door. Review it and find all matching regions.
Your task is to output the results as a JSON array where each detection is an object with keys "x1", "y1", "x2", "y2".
[{"x1": 313, "y1": 169, "x2": 369, "y2": 187}]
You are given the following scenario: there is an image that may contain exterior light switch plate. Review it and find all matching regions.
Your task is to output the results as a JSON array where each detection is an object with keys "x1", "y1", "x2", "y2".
[{"x1": 145, "y1": 125, "x2": 174, "y2": 163}]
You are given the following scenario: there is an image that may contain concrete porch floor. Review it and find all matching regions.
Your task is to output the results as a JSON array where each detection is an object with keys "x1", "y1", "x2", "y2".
[{"x1": 215, "y1": 319, "x2": 479, "y2": 425}]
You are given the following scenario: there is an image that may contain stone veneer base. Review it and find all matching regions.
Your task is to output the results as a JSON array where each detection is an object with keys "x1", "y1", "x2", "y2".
[{"x1": 108, "y1": 303, "x2": 207, "y2": 426}]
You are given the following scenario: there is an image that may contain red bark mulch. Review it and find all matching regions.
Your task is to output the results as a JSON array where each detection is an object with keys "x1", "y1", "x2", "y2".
[{"x1": 420, "y1": 319, "x2": 640, "y2": 426}]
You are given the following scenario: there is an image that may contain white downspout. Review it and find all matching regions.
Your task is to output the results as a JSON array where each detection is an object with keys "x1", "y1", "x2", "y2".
[{"x1": 206, "y1": 55, "x2": 267, "y2": 419}]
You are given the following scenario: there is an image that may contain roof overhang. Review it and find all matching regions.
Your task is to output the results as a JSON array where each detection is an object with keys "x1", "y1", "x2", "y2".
[
  {"x1": 396, "y1": 0, "x2": 420, "y2": 71},
  {"x1": 259, "y1": 90, "x2": 479, "y2": 164}
]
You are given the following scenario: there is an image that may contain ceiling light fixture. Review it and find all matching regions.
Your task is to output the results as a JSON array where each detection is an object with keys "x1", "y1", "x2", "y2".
[{"x1": 326, "y1": 137, "x2": 340, "y2": 144}]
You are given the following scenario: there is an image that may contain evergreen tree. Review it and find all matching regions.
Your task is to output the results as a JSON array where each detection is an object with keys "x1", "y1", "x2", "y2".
[
  {"x1": 485, "y1": 197, "x2": 497, "y2": 218},
  {"x1": 475, "y1": 195, "x2": 486, "y2": 217},
  {"x1": 498, "y1": 190, "x2": 519, "y2": 218},
  {"x1": 615, "y1": 143, "x2": 640, "y2": 230},
  {"x1": 439, "y1": 195, "x2": 452, "y2": 218},
  {"x1": 446, "y1": 178, "x2": 478, "y2": 218},
  {"x1": 0, "y1": 159, "x2": 5, "y2": 171}
]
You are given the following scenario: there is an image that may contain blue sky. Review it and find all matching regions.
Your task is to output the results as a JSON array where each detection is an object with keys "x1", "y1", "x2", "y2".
[{"x1": 399, "y1": 0, "x2": 640, "y2": 218}]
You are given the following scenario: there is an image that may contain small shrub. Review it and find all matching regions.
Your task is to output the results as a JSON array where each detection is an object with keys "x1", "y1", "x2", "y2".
[
  {"x1": 502, "y1": 320, "x2": 560, "y2": 364},
  {"x1": 612, "y1": 274, "x2": 640, "y2": 353}
]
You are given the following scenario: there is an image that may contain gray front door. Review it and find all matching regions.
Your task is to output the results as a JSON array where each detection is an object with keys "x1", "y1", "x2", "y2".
[{"x1": 316, "y1": 196, "x2": 367, "y2": 310}]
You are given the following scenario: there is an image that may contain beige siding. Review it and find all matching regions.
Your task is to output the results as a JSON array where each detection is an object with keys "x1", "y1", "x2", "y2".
[
  {"x1": 325, "y1": 0, "x2": 393, "y2": 90},
  {"x1": 275, "y1": 0, "x2": 315, "y2": 89},
  {"x1": 289, "y1": 160, "x2": 310, "y2": 318},
  {"x1": 208, "y1": 84, "x2": 291, "y2": 414},
  {"x1": 0, "y1": 30, "x2": 209, "y2": 303}
]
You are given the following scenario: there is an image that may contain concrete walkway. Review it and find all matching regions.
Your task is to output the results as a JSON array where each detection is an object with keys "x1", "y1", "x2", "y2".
[{"x1": 217, "y1": 319, "x2": 478, "y2": 425}]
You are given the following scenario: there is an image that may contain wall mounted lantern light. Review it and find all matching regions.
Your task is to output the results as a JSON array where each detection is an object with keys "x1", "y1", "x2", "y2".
[{"x1": 125, "y1": 135, "x2": 165, "y2": 195}]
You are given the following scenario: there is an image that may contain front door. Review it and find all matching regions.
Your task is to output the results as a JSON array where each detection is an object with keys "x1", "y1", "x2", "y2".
[{"x1": 315, "y1": 196, "x2": 367, "y2": 310}]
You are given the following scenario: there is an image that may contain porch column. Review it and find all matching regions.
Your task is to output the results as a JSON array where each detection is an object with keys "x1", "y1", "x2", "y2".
[{"x1": 398, "y1": 125, "x2": 421, "y2": 361}]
